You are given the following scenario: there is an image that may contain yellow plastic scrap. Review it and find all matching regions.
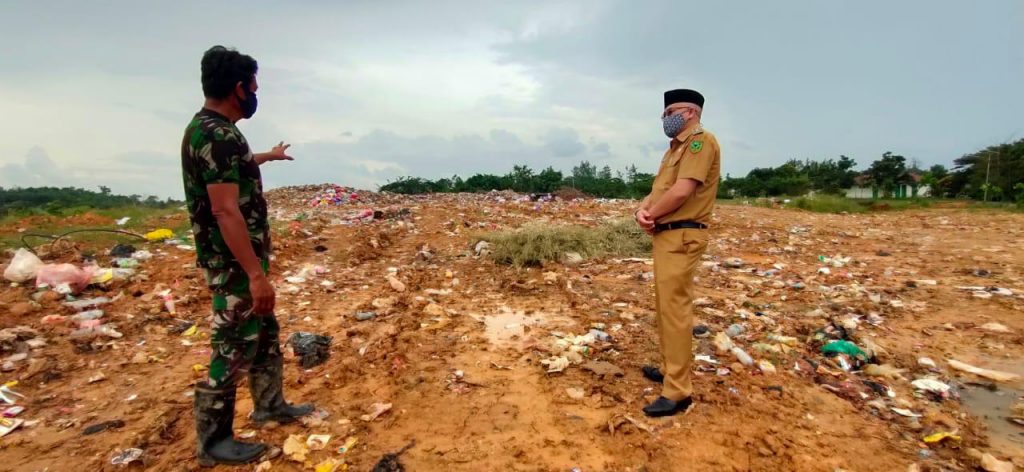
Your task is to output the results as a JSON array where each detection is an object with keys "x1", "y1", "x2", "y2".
[
  {"x1": 144, "y1": 228, "x2": 174, "y2": 241},
  {"x1": 91, "y1": 269, "x2": 114, "y2": 284},
  {"x1": 182, "y1": 325, "x2": 198, "y2": 337},
  {"x1": 337, "y1": 437, "x2": 358, "y2": 454},
  {"x1": 314, "y1": 458, "x2": 346, "y2": 472},
  {"x1": 923, "y1": 431, "x2": 961, "y2": 443},
  {"x1": 192, "y1": 364, "x2": 207, "y2": 373}
]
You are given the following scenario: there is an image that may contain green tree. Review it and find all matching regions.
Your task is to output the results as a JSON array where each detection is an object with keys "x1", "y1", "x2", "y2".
[
  {"x1": 535, "y1": 167, "x2": 564, "y2": 193},
  {"x1": 950, "y1": 140, "x2": 1024, "y2": 200},
  {"x1": 507, "y1": 165, "x2": 535, "y2": 192},
  {"x1": 920, "y1": 164, "x2": 949, "y2": 198},
  {"x1": 866, "y1": 152, "x2": 907, "y2": 197}
]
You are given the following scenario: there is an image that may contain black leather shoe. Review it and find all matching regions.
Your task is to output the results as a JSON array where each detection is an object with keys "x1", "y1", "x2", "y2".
[
  {"x1": 642, "y1": 396, "x2": 692, "y2": 417},
  {"x1": 641, "y1": 365, "x2": 664, "y2": 383}
]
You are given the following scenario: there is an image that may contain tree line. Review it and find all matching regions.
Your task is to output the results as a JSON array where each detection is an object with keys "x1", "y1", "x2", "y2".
[
  {"x1": 379, "y1": 138, "x2": 1024, "y2": 205},
  {"x1": 0, "y1": 186, "x2": 181, "y2": 216},
  {"x1": 379, "y1": 162, "x2": 656, "y2": 199}
]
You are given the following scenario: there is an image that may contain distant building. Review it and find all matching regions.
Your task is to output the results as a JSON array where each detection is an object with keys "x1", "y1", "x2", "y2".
[{"x1": 845, "y1": 172, "x2": 931, "y2": 199}]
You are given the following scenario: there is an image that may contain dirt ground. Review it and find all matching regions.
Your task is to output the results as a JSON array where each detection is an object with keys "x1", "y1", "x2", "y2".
[{"x1": 0, "y1": 188, "x2": 1022, "y2": 472}]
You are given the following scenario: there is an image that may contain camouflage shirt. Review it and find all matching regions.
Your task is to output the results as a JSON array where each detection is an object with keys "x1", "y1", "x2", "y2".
[{"x1": 180, "y1": 108, "x2": 271, "y2": 270}]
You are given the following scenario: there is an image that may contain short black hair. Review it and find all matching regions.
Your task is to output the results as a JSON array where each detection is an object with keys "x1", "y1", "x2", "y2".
[{"x1": 200, "y1": 45, "x2": 258, "y2": 99}]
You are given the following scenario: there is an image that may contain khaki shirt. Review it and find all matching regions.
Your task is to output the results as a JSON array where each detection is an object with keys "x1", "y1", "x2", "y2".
[{"x1": 648, "y1": 124, "x2": 721, "y2": 225}]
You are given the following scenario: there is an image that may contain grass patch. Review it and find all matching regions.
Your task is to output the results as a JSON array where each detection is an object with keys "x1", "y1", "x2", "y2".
[
  {"x1": 479, "y1": 218, "x2": 651, "y2": 267},
  {"x1": 1, "y1": 206, "x2": 190, "y2": 251},
  {"x1": 790, "y1": 195, "x2": 866, "y2": 213}
]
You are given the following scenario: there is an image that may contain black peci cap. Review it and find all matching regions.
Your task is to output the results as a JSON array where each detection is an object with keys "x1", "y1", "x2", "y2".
[{"x1": 664, "y1": 89, "x2": 705, "y2": 109}]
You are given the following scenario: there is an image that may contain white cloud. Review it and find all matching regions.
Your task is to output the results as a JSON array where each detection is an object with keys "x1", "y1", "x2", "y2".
[{"x1": 0, "y1": 0, "x2": 1020, "y2": 199}]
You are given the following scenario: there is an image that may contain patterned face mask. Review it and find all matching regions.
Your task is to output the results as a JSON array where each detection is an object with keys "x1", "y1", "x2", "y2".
[{"x1": 662, "y1": 113, "x2": 686, "y2": 138}]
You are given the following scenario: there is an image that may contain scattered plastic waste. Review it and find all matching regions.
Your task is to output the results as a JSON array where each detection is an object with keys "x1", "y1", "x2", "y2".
[
  {"x1": 922, "y1": 431, "x2": 960, "y2": 444},
  {"x1": 355, "y1": 311, "x2": 377, "y2": 321},
  {"x1": 588, "y1": 329, "x2": 611, "y2": 342},
  {"x1": 315, "y1": 458, "x2": 345, "y2": 472},
  {"x1": 891, "y1": 408, "x2": 921, "y2": 418},
  {"x1": 306, "y1": 434, "x2": 332, "y2": 450},
  {"x1": 70, "y1": 310, "x2": 104, "y2": 322},
  {"x1": 63, "y1": 297, "x2": 111, "y2": 310},
  {"x1": 36, "y1": 264, "x2": 95, "y2": 294},
  {"x1": 541, "y1": 356, "x2": 570, "y2": 373},
  {"x1": 723, "y1": 257, "x2": 744, "y2": 268},
  {"x1": 360, "y1": 402, "x2": 393, "y2": 422},
  {"x1": 108, "y1": 244, "x2": 136, "y2": 258},
  {"x1": 0, "y1": 384, "x2": 26, "y2": 405},
  {"x1": 713, "y1": 332, "x2": 735, "y2": 353},
  {"x1": 288, "y1": 332, "x2": 332, "y2": 368},
  {"x1": 821, "y1": 340, "x2": 868, "y2": 361},
  {"x1": 337, "y1": 436, "x2": 359, "y2": 454},
  {"x1": 144, "y1": 228, "x2": 174, "y2": 241},
  {"x1": 731, "y1": 347, "x2": 754, "y2": 366},
  {"x1": 110, "y1": 448, "x2": 144, "y2": 466},
  {"x1": 0, "y1": 418, "x2": 23, "y2": 437},
  {"x1": 283, "y1": 433, "x2": 310, "y2": 462},
  {"x1": 725, "y1": 324, "x2": 745, "y2": 338},
  {"x1": 912, "y1": 379, "x2": 952, "y2": 395},
  {"x1": 3, "y1": 249, "x2": 43, "y2": 283}
]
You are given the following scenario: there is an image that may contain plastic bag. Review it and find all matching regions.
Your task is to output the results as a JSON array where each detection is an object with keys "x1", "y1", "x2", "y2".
[
  {"x1": 144, "y1": 228, "x2": 174, "y2": 241},
  {"x1": 288, "y1": 332, "x2": 332, "y2": 368},
  {"x1": 3, "y1": 249, "x2": 44, "y2": 283},
  {"x1": 36, "y1": 264, "x2": 95, "y2": 294}
]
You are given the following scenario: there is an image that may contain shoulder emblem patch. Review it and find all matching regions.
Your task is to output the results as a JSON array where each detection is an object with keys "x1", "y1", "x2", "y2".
[{"x1": 690, "y1": 140, "x2": 703, "y2": 154}]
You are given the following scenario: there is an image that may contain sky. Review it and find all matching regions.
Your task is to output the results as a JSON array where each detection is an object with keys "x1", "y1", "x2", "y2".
[{"x1": 1, "y1": 0, "x2": 1021, "y2": 199}]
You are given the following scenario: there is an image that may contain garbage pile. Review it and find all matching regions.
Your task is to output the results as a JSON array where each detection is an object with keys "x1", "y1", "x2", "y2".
[{"x1": 1, "y1": 189, "x2": 1022, "y2": 470}]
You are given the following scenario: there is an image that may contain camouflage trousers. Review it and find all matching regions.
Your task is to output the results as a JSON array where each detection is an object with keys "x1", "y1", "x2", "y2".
[{"x1": 202, "y1": 266, "x2": 281, "y2": 389}]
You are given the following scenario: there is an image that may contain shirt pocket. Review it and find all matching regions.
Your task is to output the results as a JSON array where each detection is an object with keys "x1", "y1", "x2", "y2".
[{"x1": 657, "y1": 153, "x2": 684, "y2": 189}]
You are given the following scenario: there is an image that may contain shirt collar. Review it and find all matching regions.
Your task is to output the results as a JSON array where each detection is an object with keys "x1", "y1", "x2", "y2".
[{"x1": 673, "y1": 122, "x2": 703, "y2": 143}]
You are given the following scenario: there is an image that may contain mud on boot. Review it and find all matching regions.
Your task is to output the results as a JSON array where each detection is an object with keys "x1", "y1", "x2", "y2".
[
  {"x1": 249, "y1": 355, "x2": 315, "y2": 424},
  {"x1": 194, "y1": 384, "x2": 267, "y2": 467}
]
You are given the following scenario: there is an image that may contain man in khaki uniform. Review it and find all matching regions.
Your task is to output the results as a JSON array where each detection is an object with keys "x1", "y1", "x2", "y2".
[{"x1": 635, "y1": 89, "x2": 720, "y2": 417}]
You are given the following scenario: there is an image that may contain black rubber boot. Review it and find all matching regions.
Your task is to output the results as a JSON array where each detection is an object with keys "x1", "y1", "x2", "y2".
[
  {"x1": 249, "y1": 355, "x2": 314, "y2": 424},
  {"x1": 642, "y1": 396, "x2": 693, "y2": 418},
  {"x1": 194, "y1": 384, "x2": 267, "y2": 467},
  {"x1": 641, "y1": 365, "x2": 665, "y2": 383}
]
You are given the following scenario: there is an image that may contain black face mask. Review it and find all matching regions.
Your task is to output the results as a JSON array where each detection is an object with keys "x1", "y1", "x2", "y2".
[{"x1": 238, "y1": 87, "x2": 258, "y2": 119}]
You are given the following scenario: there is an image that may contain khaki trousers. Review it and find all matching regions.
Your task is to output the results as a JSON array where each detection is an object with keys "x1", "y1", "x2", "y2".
[{"x1": 653, "y1": 227, "x2": 708, "y2": 401}]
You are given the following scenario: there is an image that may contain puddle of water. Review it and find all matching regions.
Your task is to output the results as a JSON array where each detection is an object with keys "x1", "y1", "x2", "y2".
[
  {"x1": 956, "y1": 358, "x2": 1024, "y2": 455},
  {"x1": 470, "y1": 307, "x2": 572, "y2": 350},
  {"x1": 961, "y1": 387, "x2": 1024, "y2": 451}
]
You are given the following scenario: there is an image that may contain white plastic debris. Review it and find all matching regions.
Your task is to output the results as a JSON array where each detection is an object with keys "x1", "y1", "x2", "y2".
[{"x1": 911, "y1": 378, "x2": 951, "y2": 394}]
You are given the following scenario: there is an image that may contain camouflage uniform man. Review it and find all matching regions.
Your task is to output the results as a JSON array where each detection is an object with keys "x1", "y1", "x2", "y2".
[{"x1": 181, "y1": 45, "x2": 313, "y2": 466}]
